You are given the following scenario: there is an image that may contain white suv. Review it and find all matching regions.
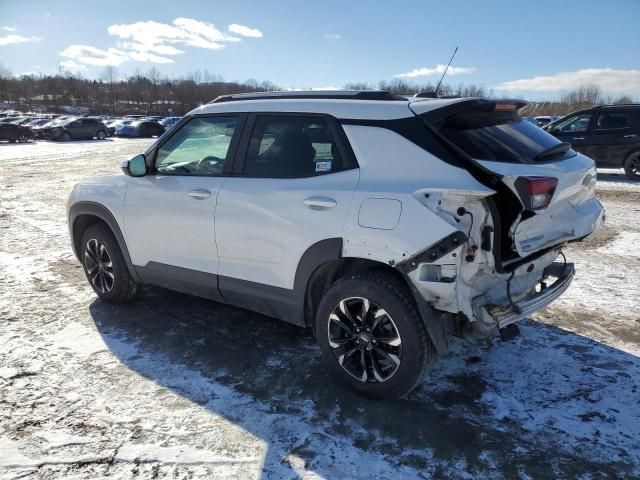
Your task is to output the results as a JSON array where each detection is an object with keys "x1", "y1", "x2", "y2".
[{"x1": 67, "y1": 91, "x2": 604, "y2": 398}]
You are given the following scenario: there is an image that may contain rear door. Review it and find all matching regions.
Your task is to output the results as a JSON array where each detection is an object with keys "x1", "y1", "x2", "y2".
[
  {"x1": 214, "y1": 113, "x2": 359, "y2": 291},
  {"x1": 584, "y1": 108, "x2": 639, "y2": 167}
]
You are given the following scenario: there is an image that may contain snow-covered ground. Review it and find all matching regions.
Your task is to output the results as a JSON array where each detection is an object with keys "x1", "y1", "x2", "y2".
[{"x1": 0, "y1": 138, "x2": 639, "y2": 479}]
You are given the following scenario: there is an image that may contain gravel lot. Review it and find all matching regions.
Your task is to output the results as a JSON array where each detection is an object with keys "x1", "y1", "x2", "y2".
[{"x1": 1, "y1": 138, "x2": 639, "y2": 479}]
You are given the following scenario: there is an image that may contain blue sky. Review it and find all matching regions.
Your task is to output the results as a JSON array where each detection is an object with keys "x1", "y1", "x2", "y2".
[{"x1": 1, "y1": 0, "x2": 639, "y2": 100}]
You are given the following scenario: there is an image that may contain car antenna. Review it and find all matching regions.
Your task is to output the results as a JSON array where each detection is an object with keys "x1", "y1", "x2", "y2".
[{"x1": 433, "y1": 46, "x2": 459, "y2": 98}]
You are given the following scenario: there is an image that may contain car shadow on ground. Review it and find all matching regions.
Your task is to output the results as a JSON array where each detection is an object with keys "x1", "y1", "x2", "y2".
[
  {"x1": 597, "y1": 171, "x2": 636, "y2": 184},
  {"x1": 89, "y1": 287, "x2": 640, "y2": 479}
]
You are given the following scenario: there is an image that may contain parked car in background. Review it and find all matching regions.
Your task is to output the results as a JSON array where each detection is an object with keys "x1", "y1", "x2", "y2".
[
  {"x1": 534, "y1": 115, "x2": 559, "y2": 127},
  {"x1": 25, "y1": 118, "x2": 50, "y2": 129},
  {"x1": 0, "y1": 122, "x2": 34, "y2": 142},
  {"x1": 160, "y1": 116, "x2": 181, "y2": 129},
  {"x1": 41, "y1": 117, "x2": 108, "y2": 141},
  {"x1": 545, "y1": 104, "x2": 640, "y2": 180},
  {"x1": 106, "y1": 119, "x2": 133, "y2": 137},
  {"x1": 115, "y1": 120, "x2": 164, "y2": 138},
  {"x1": 68, "y1": 91, "x2": 604, "y2": 398}
]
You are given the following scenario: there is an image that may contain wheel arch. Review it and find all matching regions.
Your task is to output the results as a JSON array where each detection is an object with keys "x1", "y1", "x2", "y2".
[
  {"x1": 69, "y1": 202, "x2": 140, "y2": 282},
  {"x1": 298, "y1": 242, "x2": 448, "y2": 355},
  {"x1": 623, "y1": 145, "x2": 640, "y2": 165}
]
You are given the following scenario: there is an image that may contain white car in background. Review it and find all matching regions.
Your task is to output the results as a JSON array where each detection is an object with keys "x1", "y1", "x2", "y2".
[{"x1": 67, "y1": 91, "x2": 604, "y2": 398}]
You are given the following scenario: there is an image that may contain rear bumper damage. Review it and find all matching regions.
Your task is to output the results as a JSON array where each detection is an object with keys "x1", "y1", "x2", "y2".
[{"x1": 472, "y1": 261, "x2": 574, "y2": 328}]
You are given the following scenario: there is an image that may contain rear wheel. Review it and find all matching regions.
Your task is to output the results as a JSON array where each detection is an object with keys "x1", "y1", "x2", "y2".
[
  {"x1": 97, "y1": 130, "x2": 106, "y2": 140},
  {"x1": 315, "y1": 273, "x2": 437, "y2": 399},
  {"x1": 81, "y1": 224, "x2": 139, "y2": 303},
  {"x1": 17, "y1": 134, "x2": 28, "y2": 143},
  {"x1": 62, "y1": 131, "x2": 71, "y2": 141},
  {"x1": 624, "y1": 151, "x2": 640, "y2": 180}
]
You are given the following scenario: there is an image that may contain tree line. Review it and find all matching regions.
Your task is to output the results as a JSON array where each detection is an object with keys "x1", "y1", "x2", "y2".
[{"x1": 0, "y1": 65, "x2": 635, "y2": 116}]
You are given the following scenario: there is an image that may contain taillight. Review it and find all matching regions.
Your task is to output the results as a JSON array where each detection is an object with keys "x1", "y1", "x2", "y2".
[{"x1": 517, "y1": 176, "x2": 558, "y2": 210}]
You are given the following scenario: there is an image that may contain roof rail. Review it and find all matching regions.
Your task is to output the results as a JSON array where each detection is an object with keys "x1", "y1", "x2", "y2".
[{"x1": 209, "y1": 90, "x2": 407, "y2": 103}]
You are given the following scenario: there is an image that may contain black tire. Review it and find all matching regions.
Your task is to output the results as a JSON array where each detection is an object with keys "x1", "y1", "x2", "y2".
[
  {"x1": 62, "y1": 131, "x2": 71, "y2": 141},
  {"x1": 624, "y1": 151, "x2": 640, "y2": 181},
  {"x1": 18, "y1": 134, "x2": 28, "y2": 143},
  {"x1": 97, "y1": 130, "x2": 106, "y2": 140},
  {"x1": 80, "y1": 224, "x2": 139, "y2": 303},
  {"x1": 315, "y1": 273, "x2": 437, "y2": 399}
]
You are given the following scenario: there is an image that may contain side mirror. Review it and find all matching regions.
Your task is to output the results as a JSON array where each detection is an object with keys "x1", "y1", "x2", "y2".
[{"x1": 121, "y1": 154, "x2": 147, "y2": 177}]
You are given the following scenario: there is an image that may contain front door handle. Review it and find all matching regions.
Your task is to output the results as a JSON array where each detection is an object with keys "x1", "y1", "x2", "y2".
[
  {"x1": 187, "y1": 189, "x2": 211, "y2": 199},
  {"x1": 303, "y1": 196, "x2": 337, "y2": 210},
  {"x1": 572, "y1": 137, "x2": 585, "y2": 141},
  {"x1": 624, "y1": 134, "x2": 638, "y2": 138}
]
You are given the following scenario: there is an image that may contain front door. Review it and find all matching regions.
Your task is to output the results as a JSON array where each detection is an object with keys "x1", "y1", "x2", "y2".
[
  {"x1": 548, "y1": 111, "x2": 596, "y2": 157},
  {"x1": 123, "y1": 114, "x2": 244, "y2": 276}
]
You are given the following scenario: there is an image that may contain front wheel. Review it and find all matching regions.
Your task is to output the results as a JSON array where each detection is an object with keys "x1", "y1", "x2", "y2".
[
  {"x1": 97, "y1": 130, "x2": 106, "y2": 140},
  {"x1": 315, "y1": 274, "x2": 437, "y2": 399},
  {"x1": 62, "y1": 131, "x2": 71, "y2": 142},
  {"x1": 624, "y1": 151, "x2": 640, "y2": 180},
  {"x1": 80, "y1": 224, "x2": 139, "y2": 303}
]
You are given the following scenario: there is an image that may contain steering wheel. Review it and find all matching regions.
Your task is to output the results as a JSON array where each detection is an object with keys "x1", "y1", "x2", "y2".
[{"x1": 195, "y1": 156, "x2": 224, "y2": 175}]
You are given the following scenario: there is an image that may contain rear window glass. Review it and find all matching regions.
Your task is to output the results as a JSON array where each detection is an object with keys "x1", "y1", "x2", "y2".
[{"x1": 429, "y1": 104, "x2": 576, "y2": 163}]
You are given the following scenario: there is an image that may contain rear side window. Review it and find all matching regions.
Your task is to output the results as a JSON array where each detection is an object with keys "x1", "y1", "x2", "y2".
[
  {"x1": 429, "y1": 104, "x2": 576, "y2": 163},
  {"x1": 243, "y1": 115, "x2": 350, "y2": 177},
  {"x1": 593, "y1": 110, "x2": 634, "y2": 130}
]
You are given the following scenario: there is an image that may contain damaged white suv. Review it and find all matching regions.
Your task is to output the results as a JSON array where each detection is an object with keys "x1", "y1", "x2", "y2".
[{"x1": 67, "y1": 91, "x2": 604, "y2": 398}]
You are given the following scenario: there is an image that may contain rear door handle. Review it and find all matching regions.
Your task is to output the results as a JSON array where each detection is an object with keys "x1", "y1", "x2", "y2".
[
  {"x1": 624, "y1": 134, "x2": 638, "y2": 138},
  {"x1": 572, "y1": 137, "x2": 585, "y2": 141},
  {"x1": 303, "y1": 196, "x2": 337, "y2": 210},
  {"x1": 187, "y1": 189, "x2": 211, "y2": 199}
]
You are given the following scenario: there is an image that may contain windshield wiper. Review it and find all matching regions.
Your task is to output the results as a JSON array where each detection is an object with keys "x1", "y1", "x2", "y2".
[{"x1": 535, "y1": 142, "x2": 571, "y2": 161}]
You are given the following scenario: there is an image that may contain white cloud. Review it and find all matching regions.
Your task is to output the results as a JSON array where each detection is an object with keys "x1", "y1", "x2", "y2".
[
  {"x1": 0, "y1": 34, "x2": 40, "y2": 46},
  {"x1": 323, "y1": 33, "x2": 341, "y2": 40},
  {"x1": 495, "y1": 68, "x2": 640, "y2": 95},
  {"x1": 395, "y1": 64, "x2": 475, "y2": 78},
  {"x1": 108, "y1": 18, "x2": 244, "y2": 55},
  {"x1": 59, "y1": 59, "x2": 88, "y2": 72},
  {"x1": 60, "y1": 45, "x2": 130, "y2": 67},
  {"x1": 57, "y1": 17, "x2": 262, "y2": 69},
  {"x1": 228, "y1": 23, "x2": 263, "y2": 38},
  {"x1": 2, "y1": 26, "x2": 17, "y2": 32}
]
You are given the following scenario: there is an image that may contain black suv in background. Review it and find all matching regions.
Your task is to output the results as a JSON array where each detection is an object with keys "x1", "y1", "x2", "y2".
[
  {"x1": 41, "y1": 117, "x2": 108, "y2": 141},
  {"x1": 544, "y1": 104, "x2": 640, "y2": 180}
]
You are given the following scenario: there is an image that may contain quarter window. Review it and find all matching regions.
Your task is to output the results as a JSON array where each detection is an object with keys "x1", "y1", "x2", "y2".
[
  {"x1": 154, "y1": 116, "x2": 240, "y2": 175},
  {"x1": 244, "y1": 116, "x2": 346, "y2": 177}
]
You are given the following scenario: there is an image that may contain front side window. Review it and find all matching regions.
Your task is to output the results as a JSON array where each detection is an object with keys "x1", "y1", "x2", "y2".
[
  {"x1": 593, "y1": 111, "x2": 633, "y2": 131},
  {"x1": 244, "y1": 115, "x2": 345, "y2": 177},
  {"x1": 553, "y1": 113, "x2": 592, "y2": 133},
  {"x1": 154, "y1": 116, "x2": 240, "y2": 175}
]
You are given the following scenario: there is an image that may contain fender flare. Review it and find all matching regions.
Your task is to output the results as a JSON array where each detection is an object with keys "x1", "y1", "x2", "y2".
[{"x1": 68, "y1": 201, "x2": 140, "y2": 282}]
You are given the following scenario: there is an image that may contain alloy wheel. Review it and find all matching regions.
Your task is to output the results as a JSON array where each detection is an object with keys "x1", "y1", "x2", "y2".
[
  {"x1": 327, "y1": 297, "x2": 402, "y2": 383},
  {"x1": 84, "y1": 238, "x2": 115, "y2": 293}
]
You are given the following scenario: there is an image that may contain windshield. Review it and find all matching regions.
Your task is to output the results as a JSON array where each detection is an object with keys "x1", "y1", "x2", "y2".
[{"x1": 428, "y1": 104, "x2": 576, "y2": 163}]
